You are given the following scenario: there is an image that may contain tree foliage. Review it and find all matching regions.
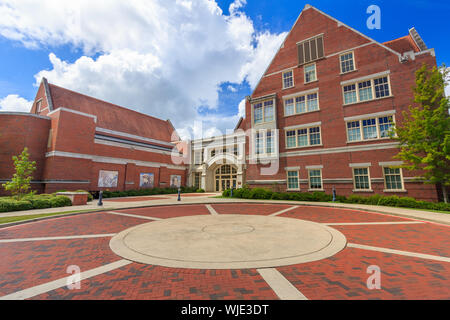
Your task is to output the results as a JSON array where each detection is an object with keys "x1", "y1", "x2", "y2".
[
  {"x1": 392, "y1": 64, "x2": 450, "y2": 202},
  {"x1": 2, "y1": 147, "x2": 37, "y2": 199}
]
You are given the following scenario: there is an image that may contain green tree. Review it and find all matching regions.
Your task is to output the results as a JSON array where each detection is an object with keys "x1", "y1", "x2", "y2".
[
  {"x1": 392, "y1": 64, "x2": 450, "y2": 202},
  {"x1": 2, "y1": 147, "x2": 37, "y2": 199}
]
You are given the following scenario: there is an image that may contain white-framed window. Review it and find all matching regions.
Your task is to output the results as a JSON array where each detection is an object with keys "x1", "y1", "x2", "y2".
[
  {"x1": 254, "y1": 103, "x2": 263, "y2": 124},
  {"x1": 253, "y1": 99, "x2": 275, "y2": 124},
  {"x1": 342, "y1": 75, "x2": 392, "y2": 105},
  {"x1": 353, "y1": 167, "x2": 371, "y2": 191},
  {"x1": 346, "y1": 116, "x2": 395, "y2": 142},
  {"x1": 211, "y1": 149, "x2": 216, "y2": 158},
  {"x1": 283, "y1": 91, "x2": 319, "y2": 117},
  {"x1": 266, "y1": 131, "x2": 274, "y2": 154},
  {"x1": 282, "y1": 70, "x2": 294, "y2": 89},
  {"x1": 308, "y1": 169, "x2": 323, "y2": 190},
  {"x1": 383, "y1": 167, "x2": 404, "y2": 191},
  {"x1": 343, "y1": 84, "x2": 357, "y2": 104},
  {"x1": 254, "y1": 130, "x2": 277, "y2": 157},
  {"x1": 255, "y1": 132, "x2": 263, "y2": 155},
  {"x1": 304, "y1": 63, "x2": 317, "y2": 83},
  {"x1": 193, "y1": 172, "x2": 201, "y2": 189},
  {"x1": 285, "y1": 126, "x2": 321, "y2": 149},
  {"x1": 287, "y1": 171, "x2": 300, "y2": 190},
  {"x1": 284, "y1": 98, "x2": 295, "y2": 116},
  {"x1": 340, "y1": 51, "x2": 355, "y2": 74}
]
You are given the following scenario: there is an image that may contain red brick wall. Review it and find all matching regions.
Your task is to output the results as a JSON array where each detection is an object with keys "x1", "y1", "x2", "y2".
[
  {"x1": 0, "y1": 114, "x2": 50, "y2": 196},
  {"x1": 244, "y1": 7, "x2": 440, "y2": 202}
]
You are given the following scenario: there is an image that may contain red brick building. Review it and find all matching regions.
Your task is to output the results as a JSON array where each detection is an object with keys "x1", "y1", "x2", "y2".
[
  {"x1": 0, "y1": 5, "x2": 444, "y2": 202},
  {"x1": 236, "y1": 5, "x2": 442, "y2": 202},
  {"x1": 0, "y1": 79, "x2": 186, "y2": 195}
]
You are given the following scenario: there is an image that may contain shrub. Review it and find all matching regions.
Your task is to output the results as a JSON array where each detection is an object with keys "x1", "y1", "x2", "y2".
[
  {"x1": 49, "y1": 196, "x2": 72, "y2": 208},
  {"x1": 196, "y1": 189, "x2": 205, "y2": 193},
  {"x1": 377, "y1": 196, "x2": 400, "y2": 207},
  {"x1": 0, "y1": 199, "x2": 34, "y2": 212},
  {"x1": 222, "y1": 189, "x2": 231, "y2": 197},
  {"x1": 249, "y1": 188, "x2": 272, "y2": 199}
]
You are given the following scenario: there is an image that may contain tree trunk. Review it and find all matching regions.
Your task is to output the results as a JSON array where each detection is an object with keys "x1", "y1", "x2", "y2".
[{"x1": 443, "y1": 185, "x2": 448, "y2": 203}]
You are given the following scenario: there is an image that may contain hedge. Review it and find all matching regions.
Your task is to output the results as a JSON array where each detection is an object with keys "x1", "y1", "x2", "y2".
[
  {"x1": 222, "y1": 187, "x2": 450, "y2": 212},
  {"x1": 101, "y1": 186, "x2": 199, "y2": 199},
  {"x1": 0, "y1": 194, "x2": 72, "y2": 213}
]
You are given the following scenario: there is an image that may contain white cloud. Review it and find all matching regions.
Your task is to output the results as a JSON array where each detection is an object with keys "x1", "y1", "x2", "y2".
[
  {"x1": 238, "y1": 98, "x2": 246, "y2": 117},
  {"x1": 0, "y1": 0, "x2": 286, "y2": 137},
  {"x1": 0, "y1": 94, "x2": 32, "y2": 112}
]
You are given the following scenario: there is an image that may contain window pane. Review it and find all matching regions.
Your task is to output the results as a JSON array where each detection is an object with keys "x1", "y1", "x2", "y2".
[
  {"x1": 340, "y1": 52, "x2": 354, "y2": 73},
  {"x1": 254, "y1": 103, "x2": 262, "y2": 124},
  {"x1": 264, "y1": 100, "x2": 274, "y2": 122},
  {"x1": 379, "y1": 116, "x2": 394, "y2": 138},
  {"x1": 266, "y1": 131, "x2": 274, "y2": 154},
  {"x1": 358, "y1": 80, "x2": 373, "y2": 101},
  {"x1": 347, "y1": 121, "x2": 361, "y2": 141},
  {"x1": 362, "y1": 118, "x2": 377, "y2": 140},
  {"x1": 309, "y1": 170, "x2": 322, "y2": 189},
  {"x1": 286, "y1": 130, "x2": 296, "y2": 148},
  {"x1": 343, "y1": 84, "x2": 357, "y2": 104},
  {"x1": 304, "y1": 64, "x2": 316, "y2": 83},
  {"x1": 287, "y1": 171, "x2": 299, "y2": 189},
  {"x1": 297, "y1": 129, "x2": 308, "y2": 147},
  {"x1": 296, "y1": 96, "x2": 306, "y2": 113},
  {"x1": 283, "y1": 71, "x2": 293, "y2": 88},
  {"x1": 255, "y1": 133, "x2": 263, "y2": 154},
  {"x1": 307, "y1": 93, "x2": 319, "y2": 111},
  {"x1": 309, "y1": 127, "x2": 321, "y2": 145},
  {"x1": 354, "y1": 168, "x2": 370, "y2": 190},
  {"x1": 285, "y1": 98, "x2": 294, "y2": 116},
  {"x1": 374, "y1": 76, "x2": 390, "y2": 98},
  {"x1": 384, "y1": 167, "x2": 403, "y2": 190}
]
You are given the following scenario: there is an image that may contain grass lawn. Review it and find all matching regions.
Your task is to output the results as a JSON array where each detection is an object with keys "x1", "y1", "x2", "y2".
[{"x1": 0, "y1": 209, "x2": 105, "y2": 225}]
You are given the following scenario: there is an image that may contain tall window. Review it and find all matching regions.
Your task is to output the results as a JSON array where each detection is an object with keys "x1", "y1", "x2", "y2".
[
  {"x1": 287, "y1": 171, "x2": 299, "y2": 190},
  {"x1": 266, "y1": 131, "x2": 274, "y2": 154},
  {"x1": 383, "y1": 167, "x2": 404, "y2": 191},
  {"x1": 283, "y1": 70, "x2": 294, "y2": 89},
  {"x1": 254, "y1": 103, "x2": 263, "y2": 124},
  {"x1": 347, "y1": 121, "x2": 361, "y2": 142},
  {"x1": 340, "y1": 52, "x2": 355, "y2": 73},
  {"x1": 353, "y1": 168, "x2": 371, "y2": 190},
  {"x1": 304, "y1": 63, "x2": 317, "y2": 83},
  {"x1": 36, "y1": 100, "x2": 42, "y2": 112},
  {"x1": 286, "y1": 126, "x2": 321, "y2": 149},
  {"x1": 193, "y1": 173, "x2": 201, "y2": 189},
  {"x1": 253, "y1": 100, "x2": 274, "y2": 124},
  {"x1": 346, "y1": 116, "x2": 395, "y2": 142},
  {"x1": 308, "y1": 169, "x2": 322, "y2": 190},
  {"x1": 194, "y1": 151, "x2": 202, "y2": 165},
  {"x1": 343, "y1": 84, "x2": 357, "y2": 104},
  {"x1": 342, "y1": 75, "x2": 391, "y2": 105},
  {"x1": 255, "y1": 132, "x2": 263, "y2": 154},
  {"x1": 264, "y1": 100, "x2": 274, "y2": 122},
  {"x1": 379, "y1": 116, "x2": 394, "y2": 138},
  {"x1": 283, "y1": 91, "x2": 320, "y2": 117}
]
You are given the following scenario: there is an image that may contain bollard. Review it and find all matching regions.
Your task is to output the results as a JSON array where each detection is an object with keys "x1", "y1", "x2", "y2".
[
  {"x1": 177, "y1": 187, "x2": 181, "y2": 201},
  {"x1": 332, "y1": 186, "x2": 336, "y2": 202},
  {"x1": 98, "y1": 191, "x2": 103, "y2": 206}
]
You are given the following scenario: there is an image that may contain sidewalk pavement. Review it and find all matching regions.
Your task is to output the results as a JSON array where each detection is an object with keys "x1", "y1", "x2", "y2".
[{"x1": 1, "y1": 193, "x2": 449, "y2": 225}]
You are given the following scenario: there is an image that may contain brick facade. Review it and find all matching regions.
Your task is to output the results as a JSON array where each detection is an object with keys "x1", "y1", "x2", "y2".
[{"x1": 239, "y1": 5, "x2": 441, "y2": 202}]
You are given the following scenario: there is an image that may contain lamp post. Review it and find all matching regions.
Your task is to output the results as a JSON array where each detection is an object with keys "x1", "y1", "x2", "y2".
[
  {"x1": 332, "y1": 186, "x2": 336, "y2": 202},
  {"x1": 98, "y1": 191, "x2": 103, "y2": 206},
  {"x1": 177, "y1": 187, "x2": 181, "y2": 201}
]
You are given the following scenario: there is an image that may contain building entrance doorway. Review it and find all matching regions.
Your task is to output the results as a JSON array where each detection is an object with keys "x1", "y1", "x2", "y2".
[{"x1": 215, "y1": 165, "x2": 237, "y2": 192}]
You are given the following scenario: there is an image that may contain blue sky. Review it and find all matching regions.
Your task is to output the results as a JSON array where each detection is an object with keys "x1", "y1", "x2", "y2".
[{"x1": 0, "y1": 0, "x2": 448, "y2": 137}]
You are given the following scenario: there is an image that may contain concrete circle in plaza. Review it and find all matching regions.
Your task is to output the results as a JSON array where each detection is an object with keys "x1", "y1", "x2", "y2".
[{"x1": 110, "y1": 214, "x2": 347, "y2": 269}]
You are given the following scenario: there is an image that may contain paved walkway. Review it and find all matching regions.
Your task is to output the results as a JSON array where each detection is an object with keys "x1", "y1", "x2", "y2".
[
  {"x1": 0, "y1": 200, "x2": 448, "y2": 300},
  {"x1": 1, "y1": 193, "x2": 449, "y2": 225}
]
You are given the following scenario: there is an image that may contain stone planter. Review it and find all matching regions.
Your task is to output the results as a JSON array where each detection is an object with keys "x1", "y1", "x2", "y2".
[{"x1": 56, "y1": 192, "x2": 89, "y2": 206}]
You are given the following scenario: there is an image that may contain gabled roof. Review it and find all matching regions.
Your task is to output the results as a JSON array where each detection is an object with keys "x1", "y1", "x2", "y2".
[
  {"x1": 46, "y1": 82, "x2": 177, "y2": 143},
  {"x1": 384, "y1": 35, "x2": 420, "y2": 54}
]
